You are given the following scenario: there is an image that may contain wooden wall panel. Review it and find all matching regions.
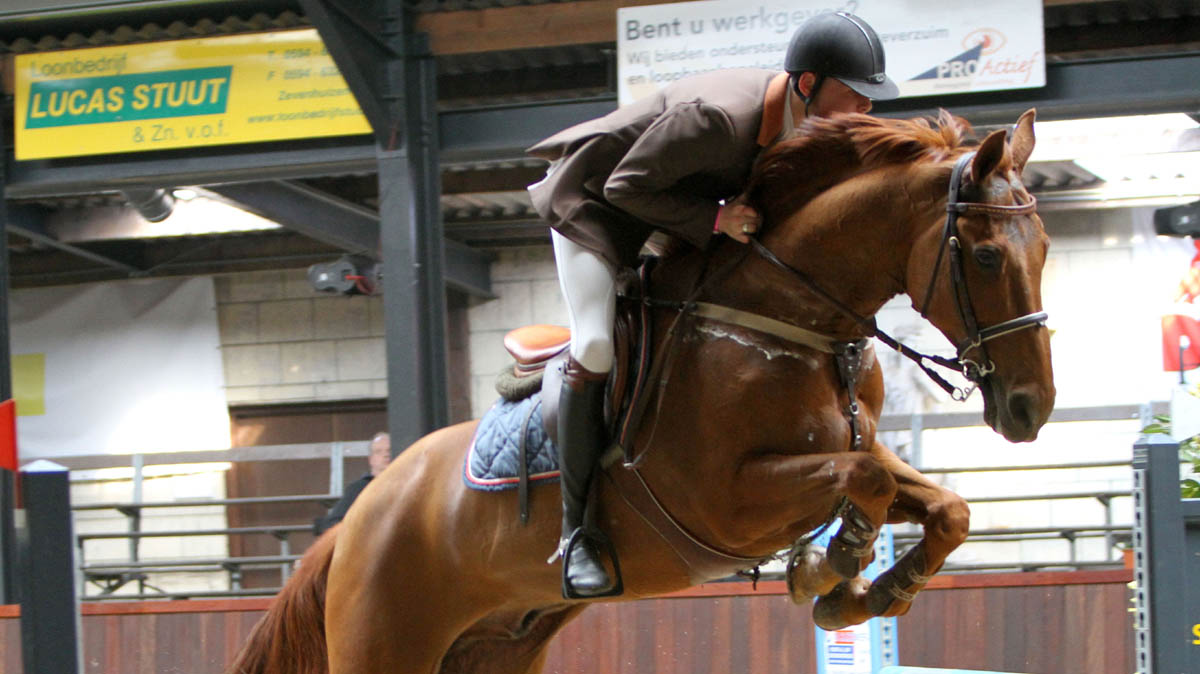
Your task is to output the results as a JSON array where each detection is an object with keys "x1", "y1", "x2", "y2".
[
  {"x1": 0, "y1": 573, "x2": 1134, "y2": 674},
  {"x1": 542, "y1": 593, "x2": 817, "y2": 674},
  {"x1": 897, "y1": 582, "x2": 1134, "y2": 674},
  {"x1": 0, "y1": 614, "x2": 19, "y2": 673}
]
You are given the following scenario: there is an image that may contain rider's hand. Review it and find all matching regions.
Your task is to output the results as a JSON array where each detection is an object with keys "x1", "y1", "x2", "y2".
[{"x1": 715, "y1": 200, "x2": 761, "y2": 244}]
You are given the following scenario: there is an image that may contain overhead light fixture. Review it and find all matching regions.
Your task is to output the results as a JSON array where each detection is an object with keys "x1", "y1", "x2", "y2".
[{"x1": 120, "y1": 188, "x2": 175, "y2": 222}]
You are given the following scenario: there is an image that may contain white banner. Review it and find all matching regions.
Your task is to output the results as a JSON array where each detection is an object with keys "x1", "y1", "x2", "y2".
[
  {"x1": 10, "y1": 277, "x2": 231, "y2": 459},
  {"x1": 617, "y1": 0, "x2": 1045, "y2": 105}
]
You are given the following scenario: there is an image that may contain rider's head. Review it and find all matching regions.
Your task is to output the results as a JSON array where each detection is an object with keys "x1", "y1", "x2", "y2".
[{"x1": 785, "y1": 12, "x2": 899, "y2": 117}]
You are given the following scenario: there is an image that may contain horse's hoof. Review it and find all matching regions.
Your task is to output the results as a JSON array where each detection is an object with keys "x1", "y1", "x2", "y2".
[
  {"x1": 812, "y1": 577, "x2": 870, "y2": 631},
  {"x1": 787, "y1": 545, "x2": 838, "y2": 604},
  {"x1": 812, "y1": 582, "x2": 854, "y2": 630}
]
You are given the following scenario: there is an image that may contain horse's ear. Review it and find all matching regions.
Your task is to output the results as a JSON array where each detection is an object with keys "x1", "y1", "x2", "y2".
[
  {"x1": 971, "y1": 128, "x2": 1008, "y2": 183},
  {"x1": 1010, "y1": 108, "x2": 1037, "y2": 172}
]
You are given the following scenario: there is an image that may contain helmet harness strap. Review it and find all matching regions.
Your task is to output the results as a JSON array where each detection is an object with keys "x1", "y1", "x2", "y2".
[{"x1": 792, "y1": 72, "x2": 826, "y2": 117}]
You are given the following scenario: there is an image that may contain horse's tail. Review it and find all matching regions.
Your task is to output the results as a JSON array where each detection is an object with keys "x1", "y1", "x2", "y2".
[{"x1": 225, "y1": 526, "x2": 338, "y2": 674}]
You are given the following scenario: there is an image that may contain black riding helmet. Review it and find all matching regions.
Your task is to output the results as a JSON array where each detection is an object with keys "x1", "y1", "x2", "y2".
[{"x1": 785, "y1": 12, "x2": 899, "y2": 103}]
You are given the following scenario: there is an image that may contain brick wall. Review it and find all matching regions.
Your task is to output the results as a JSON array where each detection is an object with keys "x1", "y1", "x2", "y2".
[
  {"x1": 466, "y1": 246, "x2": 566, "y2": 417},
  {"x1": 214, "y1": 269, "x2": 387, "y2": 405}
]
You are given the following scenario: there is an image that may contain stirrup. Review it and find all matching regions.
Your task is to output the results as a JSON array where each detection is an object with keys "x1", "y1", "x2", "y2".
[{"x1": 561, "y1": 527, "x2": 624, "y2": 599}]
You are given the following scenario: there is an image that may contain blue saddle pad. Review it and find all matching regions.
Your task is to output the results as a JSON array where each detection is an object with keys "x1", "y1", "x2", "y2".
[{"x1": 464, "y1": 396, "x2": 560, "y2": 491}]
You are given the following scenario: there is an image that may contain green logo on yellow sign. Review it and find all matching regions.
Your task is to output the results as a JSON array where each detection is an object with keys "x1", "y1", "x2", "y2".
[{"x1": 25, "y1": 66, "x2": 232, "y2": 128}]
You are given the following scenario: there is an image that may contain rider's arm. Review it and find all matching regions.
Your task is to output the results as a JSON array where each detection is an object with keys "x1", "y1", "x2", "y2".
[{"x1": 604, "y1": 102, "x2": 758, "y2": 247}]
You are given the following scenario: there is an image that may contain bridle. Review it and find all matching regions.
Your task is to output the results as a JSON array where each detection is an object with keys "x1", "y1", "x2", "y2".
[
  {"x1": 915, "y1": 151, "x2": 1047, "y2": 391},
  {"x1": 748, "y1": 150, "x2": 1047, "y2": 401}
]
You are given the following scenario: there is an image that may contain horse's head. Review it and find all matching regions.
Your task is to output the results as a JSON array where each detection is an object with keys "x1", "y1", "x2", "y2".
[
  {"x1": 739, "y1": 109, "x2": 1054, "y2": 442},
  {"x1": 909, "y1": 109, "x2": 1054, "y2": 442}
]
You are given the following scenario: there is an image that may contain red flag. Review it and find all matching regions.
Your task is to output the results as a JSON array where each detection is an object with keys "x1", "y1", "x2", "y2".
[
  {"x1": 1164, "y1": 240, "x2": 1200, "y2": 372},
  {"x1": 1162, "y1": 315, "x2": 1200, "y2": 371},
  {"x1": 0, "y1": 399, "x2": 15, "y2": 472}
]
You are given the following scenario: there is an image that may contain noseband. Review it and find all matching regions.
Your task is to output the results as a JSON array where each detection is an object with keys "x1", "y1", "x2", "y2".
[{"x1": 749, "y1": 150, "x2": 1047, "y2": 400}]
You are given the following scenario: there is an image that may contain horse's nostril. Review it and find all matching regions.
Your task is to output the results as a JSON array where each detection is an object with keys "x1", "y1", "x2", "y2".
[{"x1": 1007, "y1": 390, "x2": 1037, "y2": 433}]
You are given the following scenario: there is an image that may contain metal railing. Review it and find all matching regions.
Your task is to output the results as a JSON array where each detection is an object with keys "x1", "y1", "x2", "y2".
[
  {"x1": 75, "y1": 495, "x2": 338, "y2": 599},
  {"x1": 64, "y1": 403, "x2": 1162, "y2": 600}
]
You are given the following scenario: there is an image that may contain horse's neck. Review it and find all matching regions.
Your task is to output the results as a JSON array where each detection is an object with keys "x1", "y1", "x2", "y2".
[{"x1": 712, "y1": 179, "x2": 928, "y2": 336}]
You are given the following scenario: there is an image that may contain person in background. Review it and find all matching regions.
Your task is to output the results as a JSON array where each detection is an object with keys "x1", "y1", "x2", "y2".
[{"x1": 314, "y1": 432, "x2": 392, "y2": 535}]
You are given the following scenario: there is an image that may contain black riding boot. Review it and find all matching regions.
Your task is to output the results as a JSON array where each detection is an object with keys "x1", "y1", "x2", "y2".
[{"x1": 557, "y1": 357, "x2": 617, "y2": 598}]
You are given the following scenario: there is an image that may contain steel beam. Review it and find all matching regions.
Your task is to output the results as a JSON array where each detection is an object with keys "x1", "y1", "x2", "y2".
[
  {"x1": 9, "y1": 53, "x2": 1200, "y2": 199},
  {"x1": 303, "y1": 0, "x2": 451, "y2": 447},
  {"x1": 443, "y1": 238, "x2": 495, "y2": 299},
  {"x1": 438, "y1": 97, "x2": 617, "y2": 165},
  {"x1": 876, "y1": 54, "x2": 1200, "y2": 125},
  {"x1": 375, "y1": 29, "x2": 451, "y2": 447},
  {"x1": 4, "y1": 141, "x2": 378, "y2": 199},
  {"x1": 297, "y1": 0, "x2": 401, "y2": 149},
  {"x1": 207, "y1": 181, "x2": 379, "y2": 256},
  {"x1": 0, "y1": 126, "x2": 16, "y2": 605},
  {"x1": 6, "y1": 204, "x2": 144, "y2": 275},
  {"x1": 208, "y1": 180, "x2": 492, "y2": 298}
]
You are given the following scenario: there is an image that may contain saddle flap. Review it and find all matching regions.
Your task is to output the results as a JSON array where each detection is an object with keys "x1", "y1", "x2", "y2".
[{"x1": 504, "y1": 325, "x2": 571, "y2": 371}]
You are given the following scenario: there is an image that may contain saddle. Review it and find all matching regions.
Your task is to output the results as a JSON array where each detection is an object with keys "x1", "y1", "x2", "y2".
[{"x1": 496, "y1": 267, "x2": 650, "y2": 455}]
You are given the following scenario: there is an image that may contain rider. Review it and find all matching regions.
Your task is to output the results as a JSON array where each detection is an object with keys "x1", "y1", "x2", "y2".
[{"x1": 527, "y1": 11, "x2": 900, "y2": 599}]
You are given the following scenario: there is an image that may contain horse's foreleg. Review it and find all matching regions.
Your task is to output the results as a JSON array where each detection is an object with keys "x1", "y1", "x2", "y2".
[
  {"x1": 863, "y1": 441, "x2": 970, "y2": 618},
  {"x1": 732, "y1": 451, "x2": 897, "y2": 604},
  {"x1": 809, "y1": 442, "x2": 969, "y2": 631}
]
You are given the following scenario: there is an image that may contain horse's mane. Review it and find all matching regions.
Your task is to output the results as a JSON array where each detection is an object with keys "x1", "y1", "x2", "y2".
[{"x1": 745, "y1": 109, "x2": 973, "y2": 225}]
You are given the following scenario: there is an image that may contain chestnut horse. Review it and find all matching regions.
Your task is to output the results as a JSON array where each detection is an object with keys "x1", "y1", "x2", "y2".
[{"x1": 227, "y1": 109, "x2": 1053, "y2": 674}]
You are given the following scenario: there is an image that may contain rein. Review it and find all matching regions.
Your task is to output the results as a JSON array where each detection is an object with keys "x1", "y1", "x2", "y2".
[{"x1": 748, "y1": 150, "x2": 1047, "y2": 401}]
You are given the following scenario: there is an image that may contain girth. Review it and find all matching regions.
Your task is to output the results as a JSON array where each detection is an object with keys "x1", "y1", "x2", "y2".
[{"x1": 601, "y1": 447, "x2": 771, "y2": 583}]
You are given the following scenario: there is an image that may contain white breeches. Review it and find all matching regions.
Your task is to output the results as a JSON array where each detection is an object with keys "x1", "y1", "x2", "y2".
[{"x1": 551, "y1": 230, "x2": 617, "y2": 374}]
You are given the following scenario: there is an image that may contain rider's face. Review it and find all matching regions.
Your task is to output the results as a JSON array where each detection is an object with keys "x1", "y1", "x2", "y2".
[{"x1": 808, "y1": 77, "x2": 873, "y2": 117}]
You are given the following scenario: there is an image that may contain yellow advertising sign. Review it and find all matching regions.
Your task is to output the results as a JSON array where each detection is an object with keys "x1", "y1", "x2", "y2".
[
  {"x1": 14, "y1": 28, "x2": 371, "y2": 160},
  {"x1": 13, "y1": 353, "x2": 45, "y2": 417}
]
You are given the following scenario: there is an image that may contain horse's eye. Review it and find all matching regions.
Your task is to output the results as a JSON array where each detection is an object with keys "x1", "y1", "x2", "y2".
[{"x1": 974, "y1": 246, "x2": 1001, "y2": 269}]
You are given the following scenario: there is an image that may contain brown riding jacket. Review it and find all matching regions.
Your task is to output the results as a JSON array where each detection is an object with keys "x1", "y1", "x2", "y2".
[{"x1": 527, "y1": 69, "x2": 790, "y2": 267}]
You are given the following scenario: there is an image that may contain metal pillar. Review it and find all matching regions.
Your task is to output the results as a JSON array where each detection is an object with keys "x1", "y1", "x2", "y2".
[
  {"x1": 303, "y1": 0, "x2": 450, "y2": 450},
  {"x1": 1132, "y1": 436, "x2": 1200, "y2": 674},
  {"x1": 377, "y1": 31, "x2": 450, "y2": 446},
  {"x1": 0, "y1": 106, "x2": 18, "y2": 604},
  {"x1": 18, "y1": 460, "x2": 82, "y2": 674}
]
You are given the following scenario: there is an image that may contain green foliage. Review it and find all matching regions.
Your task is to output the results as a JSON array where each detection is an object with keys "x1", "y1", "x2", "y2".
[{"x1": 1142, "y1": 413, "x2": 1200, "y2": 498}]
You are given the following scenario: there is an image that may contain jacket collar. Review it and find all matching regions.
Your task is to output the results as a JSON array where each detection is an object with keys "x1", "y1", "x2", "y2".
[{"x1": 757, "y1": 73, "x2": 792, "y2": 147}]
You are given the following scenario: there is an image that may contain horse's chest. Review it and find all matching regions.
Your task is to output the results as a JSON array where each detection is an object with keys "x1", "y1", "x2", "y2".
[{"x1": 783, "y1": 403, "x2": 875, "y2": 454}]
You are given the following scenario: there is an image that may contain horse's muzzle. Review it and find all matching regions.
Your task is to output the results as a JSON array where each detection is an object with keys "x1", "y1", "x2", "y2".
[{"x1": 994, "y1": 382, "x2": 1050, "y2": 442}]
